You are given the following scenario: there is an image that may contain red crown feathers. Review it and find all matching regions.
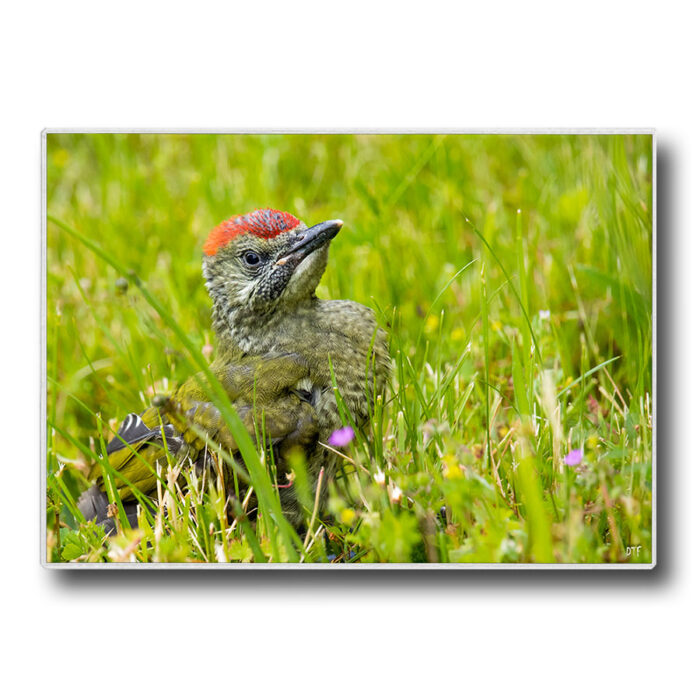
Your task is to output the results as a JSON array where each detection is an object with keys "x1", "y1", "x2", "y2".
[{"x1": 203, "y1": 209, "x2": 301, "y2": 256}]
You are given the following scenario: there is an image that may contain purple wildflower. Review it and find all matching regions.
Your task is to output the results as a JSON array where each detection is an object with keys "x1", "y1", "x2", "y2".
[
  {"x1": 564, "y1": 448, "x2": 583, "y2": 466},
  {"x1": 328, "y1": 426, "x2": 355, "y2": 447}
]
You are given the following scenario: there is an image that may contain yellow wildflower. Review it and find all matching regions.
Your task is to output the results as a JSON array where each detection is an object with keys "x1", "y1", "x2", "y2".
[
  {"x1": 340, "y1": 508, "x2": 356, "y2": 526},
  {"x1": 450, "y1": 327, "x2": 466, "y2": 342}
]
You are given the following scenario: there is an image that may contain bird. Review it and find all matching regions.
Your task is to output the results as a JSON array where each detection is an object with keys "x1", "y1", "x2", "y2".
[{"x1": 78, "y1": 208, "x2": 391, "y2": 534}]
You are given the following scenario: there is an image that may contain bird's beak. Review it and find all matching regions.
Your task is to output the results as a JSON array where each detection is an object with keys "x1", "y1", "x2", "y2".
[{"x1": 276, "y1": 219, "x2": 343, "y2": 267}]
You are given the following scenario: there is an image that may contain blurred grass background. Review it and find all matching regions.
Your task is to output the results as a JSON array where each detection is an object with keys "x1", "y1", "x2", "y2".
[{"x1": 46, "y1": 133, "x2": 653, "y2": 564}]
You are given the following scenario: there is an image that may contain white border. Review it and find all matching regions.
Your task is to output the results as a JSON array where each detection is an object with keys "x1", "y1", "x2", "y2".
[{"x1": 41, "y1": 129, "x2": 656, "y2": 570}]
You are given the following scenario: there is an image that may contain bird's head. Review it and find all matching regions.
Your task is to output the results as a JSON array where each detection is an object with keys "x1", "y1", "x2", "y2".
[{"x1": 202, "y1": 208, "x2": 343, "y2": 322}]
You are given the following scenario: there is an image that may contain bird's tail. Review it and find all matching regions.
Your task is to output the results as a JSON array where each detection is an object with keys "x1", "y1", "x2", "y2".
[{"x1": 77, "y1": 486, "x2": 142, "y2": 535}]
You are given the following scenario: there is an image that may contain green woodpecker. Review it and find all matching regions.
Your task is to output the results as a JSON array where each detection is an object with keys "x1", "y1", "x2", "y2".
[{"x1": 78, "y1": 208, "x2": 391, "y2": 532}]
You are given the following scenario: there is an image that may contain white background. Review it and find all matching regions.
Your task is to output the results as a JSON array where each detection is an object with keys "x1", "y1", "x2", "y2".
[{"x1": 2, "y1": 1, "x2": 696, "y2": 697}]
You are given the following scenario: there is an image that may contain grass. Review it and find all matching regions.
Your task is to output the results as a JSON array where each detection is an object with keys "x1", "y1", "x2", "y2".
[{"x1": 45, "y1": 133, "x2": 653, "y2": 564}]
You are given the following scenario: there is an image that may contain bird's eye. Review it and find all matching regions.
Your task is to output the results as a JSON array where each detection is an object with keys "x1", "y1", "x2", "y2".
[{"x1": 242, "y1": 251, "x2": 261, "y2": 267}]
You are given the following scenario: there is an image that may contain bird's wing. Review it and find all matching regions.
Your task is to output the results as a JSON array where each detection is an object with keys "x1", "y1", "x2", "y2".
[
  {"x1": 104, "y1": 412, "x2": 182, "y2": 456},
  {"x1": 89, "y1": 405, "x2": 186, "y2": 501},
  {"x1": 87, "y1": 353, "x2": 318, "y2": 505}
]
